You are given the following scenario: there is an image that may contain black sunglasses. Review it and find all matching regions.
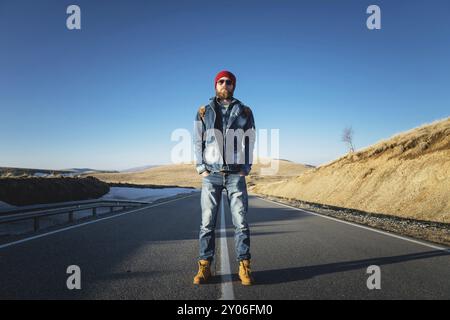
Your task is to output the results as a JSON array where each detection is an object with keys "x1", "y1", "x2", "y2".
[{"x1": 218, "y1": 79, "x2": 233, "y2": 85}]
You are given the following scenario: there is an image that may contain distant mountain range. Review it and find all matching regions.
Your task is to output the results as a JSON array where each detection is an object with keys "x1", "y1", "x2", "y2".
[
  {"x1": 0, "y1": 167, "x2": 119, "y2": 177},
  {"x1": 63, "y1": 168, "x2": 119, "y2": 174},
  {"x1": 119, "y1": 165, "x2": 160, "y2": 173},
  {"x1": 0, "y1": 165, "x2": 162, "y2": 177}
]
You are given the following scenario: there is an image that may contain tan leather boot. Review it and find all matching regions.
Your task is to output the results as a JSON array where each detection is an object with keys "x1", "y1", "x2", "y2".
[
  {"x1": 193, "y1": 259, "x2": 211, "y2": 285},
  {"x1": 238, "y1": 259, "x2": 254, "y2": 285}
]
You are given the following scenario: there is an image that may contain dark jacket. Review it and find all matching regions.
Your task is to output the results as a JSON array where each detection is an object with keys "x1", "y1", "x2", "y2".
[{"x1": 194, "y1": 97, "x2": 256, "y2": 175}]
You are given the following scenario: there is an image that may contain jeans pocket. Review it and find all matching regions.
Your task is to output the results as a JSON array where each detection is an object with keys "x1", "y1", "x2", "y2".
[{"x1": 229, "y1": 174, "x2": 245, "y2": 189}]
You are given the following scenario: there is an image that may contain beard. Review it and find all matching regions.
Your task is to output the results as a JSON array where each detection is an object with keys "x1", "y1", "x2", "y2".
[{"x1": 216, "y1": 87, "x2": 234, "y2": 100}]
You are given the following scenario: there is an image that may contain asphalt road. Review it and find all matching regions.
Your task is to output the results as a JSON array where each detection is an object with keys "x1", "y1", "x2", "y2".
[{"x1": 0, "y1": 192, "x2": 449, "y2": 300}]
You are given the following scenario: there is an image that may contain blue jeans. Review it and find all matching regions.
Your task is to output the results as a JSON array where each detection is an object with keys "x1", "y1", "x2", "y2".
[{"x1": 198, "y1": 172, "x2": 251, "y2": 262}]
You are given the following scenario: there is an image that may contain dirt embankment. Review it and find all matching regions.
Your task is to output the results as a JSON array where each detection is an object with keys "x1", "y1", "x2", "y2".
[
  {"x1": 251, "y1": 117, "x2": 450, "y2": 223},
  {"x1": 0, "y1": 176, "x2": 109, "y2": 206}
]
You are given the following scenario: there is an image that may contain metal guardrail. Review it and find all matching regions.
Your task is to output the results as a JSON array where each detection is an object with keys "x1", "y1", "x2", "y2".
[{"x1": 0, "y1": 199, "x2": 151, "y2": 232}]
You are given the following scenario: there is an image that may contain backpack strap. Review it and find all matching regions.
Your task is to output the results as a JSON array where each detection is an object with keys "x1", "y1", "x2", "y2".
[
  {"x1": 198, "y1": 105, "x2": 206, "y2": 120},
  {"x1": 243, "y1": 106, "x2": 252, "y2": 117}
]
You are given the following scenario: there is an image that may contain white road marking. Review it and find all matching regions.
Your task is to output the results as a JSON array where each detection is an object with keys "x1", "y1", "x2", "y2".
[
  {"x1": 218, "y1": 193, "x2": 235, "y2": 300},
  {"x1": 258, "y1": 197, "x2": 450, "y2": 253},
  {"x1": 0, "y1": 193, "x2": 198, "y2": 250}
]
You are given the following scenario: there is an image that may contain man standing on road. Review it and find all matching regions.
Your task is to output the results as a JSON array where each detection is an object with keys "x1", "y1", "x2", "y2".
[{"x1": 193, "y1": 70, "x2": 256, "y2": 285}]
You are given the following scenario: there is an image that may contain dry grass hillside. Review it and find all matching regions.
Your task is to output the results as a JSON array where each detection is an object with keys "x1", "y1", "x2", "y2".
[
  {"x1": 84, "y1": 160, "x2": 313, "y2": 189},
  {"x1": 252, "y1": 117, "x2": 450, "y2": 223}
]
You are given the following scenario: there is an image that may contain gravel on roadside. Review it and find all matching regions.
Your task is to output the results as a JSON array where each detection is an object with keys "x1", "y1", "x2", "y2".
[{"x1": 254, "y1": 193, "x2": 450, "y2": 248}]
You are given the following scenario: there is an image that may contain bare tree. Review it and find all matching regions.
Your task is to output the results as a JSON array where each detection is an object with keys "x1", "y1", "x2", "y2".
[{"x1": 342, "y1": 126, "x2": 355, "y2": 153}]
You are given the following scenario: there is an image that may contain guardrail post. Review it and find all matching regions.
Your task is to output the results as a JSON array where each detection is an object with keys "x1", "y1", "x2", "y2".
[
  {"x1": 0, "y1": 201, "x2": 147, "y2": 233},
  {"x1": 34, "y1": 217, "x2": 40, "y2": 231}
]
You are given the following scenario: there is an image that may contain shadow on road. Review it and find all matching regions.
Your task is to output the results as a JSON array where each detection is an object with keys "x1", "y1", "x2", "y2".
[{"x1": 240, "y1": 250, "x2": 450, "y2": 285}]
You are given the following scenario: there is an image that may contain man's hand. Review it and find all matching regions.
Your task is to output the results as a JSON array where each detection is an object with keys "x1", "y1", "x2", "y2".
[{"x1": 201, "y1": 171, "x2": 210, "y2": 177}]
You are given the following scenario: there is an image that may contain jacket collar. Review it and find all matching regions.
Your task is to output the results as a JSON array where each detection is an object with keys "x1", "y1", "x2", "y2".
[
  {"x1": 209, "y1": 96, "x2": 244, "y2": 129},
  {"x1": 209, "y1": 96, "x2": 239, "y2": 106}
]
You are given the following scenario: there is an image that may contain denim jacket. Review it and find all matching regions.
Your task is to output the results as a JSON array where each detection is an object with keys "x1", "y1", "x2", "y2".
[{"x1": 194, "y1": 97, "x2": 256, "y2": 175}]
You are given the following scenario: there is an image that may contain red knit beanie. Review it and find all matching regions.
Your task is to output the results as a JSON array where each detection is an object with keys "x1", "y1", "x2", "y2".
[{"x1": 214, "y1": 70, "x2": 236, "y2": 88}]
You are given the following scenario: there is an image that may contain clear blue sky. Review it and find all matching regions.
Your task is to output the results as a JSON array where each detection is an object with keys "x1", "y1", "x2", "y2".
[{"x1": 1, "y1": 0, "x2": 449, "y2": 170}]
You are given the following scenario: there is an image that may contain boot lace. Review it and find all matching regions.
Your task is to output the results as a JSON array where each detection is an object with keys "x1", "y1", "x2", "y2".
[
  {"x1": 198, "y1": 263, "x2": 209, "y2": 277},
  {"x1": 241, "y1": 262, "x2": 251, "y2": 276}
]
